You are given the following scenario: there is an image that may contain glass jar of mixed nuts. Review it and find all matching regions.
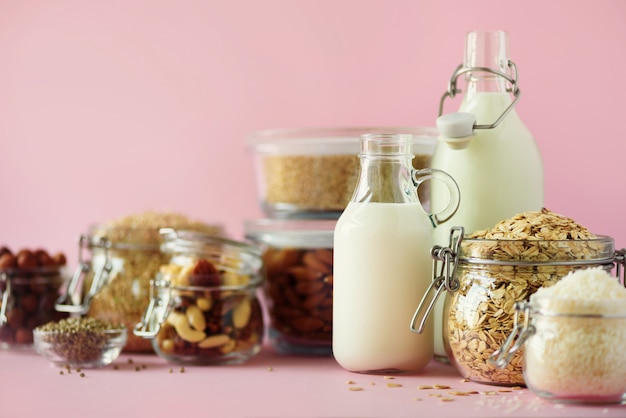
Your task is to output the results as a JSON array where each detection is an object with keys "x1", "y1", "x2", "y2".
[
  {"x1": 134, "y1": 229, "x2": 265, "y2": 365},
  {"x1": 244, "y1": 219, "x2": 334, "y2": 355},
  {"x1": 411, "y1": 209, "x2": 623, "y2": 386},
  {"x1": 0, "y1": 247, "x2": 69, "y2": 349},
  {"x1": 55, "y1": 212, "x2": 223, "y2": 353}
]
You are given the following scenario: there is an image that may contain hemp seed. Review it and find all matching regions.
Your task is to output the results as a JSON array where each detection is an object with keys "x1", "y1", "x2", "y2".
[{"x1": 35, "y1": 317, "x2": 125, "y2": 364}]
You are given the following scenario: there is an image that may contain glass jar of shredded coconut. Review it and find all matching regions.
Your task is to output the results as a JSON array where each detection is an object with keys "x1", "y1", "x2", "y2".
[{"x1": 491, "y1": 266, "x2": 626, "y2": 404}]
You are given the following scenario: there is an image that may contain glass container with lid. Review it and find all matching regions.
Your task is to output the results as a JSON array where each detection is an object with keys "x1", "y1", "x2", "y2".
[
  {"x1": 247, "y1": 127, "x2": 438, "y2": 219},
  {"x1": 1, "y1": 248, "x2": 69, "y2": 349},
  {"x1": 134, "y1": 229, "x2": 265, "y2": 365},
  {"x1": 244, "y1": 218, "x2": 335, "y2": 355}
]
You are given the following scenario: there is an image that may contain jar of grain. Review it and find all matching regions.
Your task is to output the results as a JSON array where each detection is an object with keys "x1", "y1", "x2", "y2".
[
  {"x1": 411, "y1": 209, "x2": 621, "y2": 386},
  {"x1": 134, "y1": 229, "x2": 265, "y2": 365},
  {"x1": 247, "y1": 127, "x2": 437, "y2": 219},
  {"x1": 244, "y1": 218, "x2": 335, "y2": 355},
  {"x1": 491, "y1": 266, "x2": 626, "y2": 403},
  {"x1": 55, "y1": 212, "x2": 223, "y2": 353}
]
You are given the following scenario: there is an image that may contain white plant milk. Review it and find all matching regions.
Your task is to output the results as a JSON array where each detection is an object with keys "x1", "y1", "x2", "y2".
[
  {"x1": 430, "y1": 91, "x2": 544, "y2": 357},
  {"x1": 333, "y1": 201, "x2": 434, "y2": 373}
]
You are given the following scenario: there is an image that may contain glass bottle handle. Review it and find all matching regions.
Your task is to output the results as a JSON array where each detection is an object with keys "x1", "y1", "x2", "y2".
[{"x1": 413, "y1": 168, "x2": 460, "y2": 227}]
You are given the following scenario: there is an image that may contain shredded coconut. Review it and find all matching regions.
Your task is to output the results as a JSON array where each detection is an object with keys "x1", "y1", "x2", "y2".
[
  {"x1": 524, "y1": 267, "x2": 626, "y2": 401},
  {"x1": 531, "y1": 266, "x2": 626, "y2": 302}
]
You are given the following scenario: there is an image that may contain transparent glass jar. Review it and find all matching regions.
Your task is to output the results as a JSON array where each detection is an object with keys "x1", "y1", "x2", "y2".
[
  {"x1": 245, "y1": 218, "x2": 335, "y2": 355},
  {"x1": 414, "y1": 227, "x2": 621, "y2": 386},
  {"x1": 56, "y1": 230, "x2": 167, "y2": 352},
  {"x1": 56, "y1": 221, "x2": 223, "y2": 353},
  {"x1": 492, "y1": 297, "x2": 626, "y2": 403},
  {"x1": 247, "y1": 127, "x2": 438, "y2": 219},
  {"x1": 134, "y1": 229, "x2": 265, "y2": 365},
  {"x1": 1, "y1": 264, "x2": 69, "y2": 349}
]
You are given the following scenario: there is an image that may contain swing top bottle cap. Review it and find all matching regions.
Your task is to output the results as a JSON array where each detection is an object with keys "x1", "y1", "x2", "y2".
[{"x1": 436, "y1": 112, "x2": 476, "y2": 149}]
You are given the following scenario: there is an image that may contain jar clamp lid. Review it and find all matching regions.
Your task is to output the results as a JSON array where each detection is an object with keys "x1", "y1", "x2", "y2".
[
  {"x1": 410, "y1": 226, "x2": 626, "y2": 335},
  {"x1": 159, "y1": 228, "x2": 263, "y2": 274},
  {"x1": 490, "y1": 296, "x2": 626, "y2": 371},
  {"x1": 410, "y1": 226, "x2": 463, "y2": 334},
  {"x1": 244, "y1": 218, "x2": 336, "y2": 249},
  {"x1": 55, "y1": 234, "x2": 114, "y2": 314},
  {"x1": 134, "y1": 228, "x2": 263, "y2": 339},
  {"x1": 133, "y1": 279, "x2": 173, "y2": 339}
]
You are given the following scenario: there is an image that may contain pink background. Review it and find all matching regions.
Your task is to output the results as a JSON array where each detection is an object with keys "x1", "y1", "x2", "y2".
[{"x1": 1, "y1": 0, "x2": 625, "y2": 265}]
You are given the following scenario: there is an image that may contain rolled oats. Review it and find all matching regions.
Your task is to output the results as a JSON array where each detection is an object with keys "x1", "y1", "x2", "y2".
[{"x1": 446, "y1": 209, "x2": 614, "y2": 385}]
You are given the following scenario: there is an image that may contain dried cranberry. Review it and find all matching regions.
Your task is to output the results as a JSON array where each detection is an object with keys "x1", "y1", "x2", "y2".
[{"x1": 189, "y1": 259, "x2": 221, "y2": 287}]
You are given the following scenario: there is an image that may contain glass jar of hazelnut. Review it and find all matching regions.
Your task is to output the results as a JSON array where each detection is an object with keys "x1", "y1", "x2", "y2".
[{"x1": 0, "y1": 247, "x2": 68, "y2": 349}]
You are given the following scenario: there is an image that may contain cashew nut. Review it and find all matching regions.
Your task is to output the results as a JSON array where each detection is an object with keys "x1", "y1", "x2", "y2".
[
  {"x1": 220, "y1": 339, "x2": 237, "y2": 354},
  {"x1": 198, "y1": 334, "x2": 230, "y2": 349},
  {"x1": 232, "y1": 297, "x2": 251, "y2": 329},
  {"x1": 223, "y1": 271, "x2": 251, "y2": 286},
  {"x1": 160, "y1": 338, "x2": 175, "y2": 354},
  {"x1": 166, "y1": 311, "x2": 185, "y2": 327},
  {"x1": 223, "y1": 271, "x2": 240, "y2": 286},
  {"x1": 186, "y1": 304, "x2": 206, "y2": 331},
  {"x1": 196, "y1": 296, "x2": 212, "y2": 311},
  {"x1": 174, "y1": 264, "x2": 194, "y2": 286},
  {"x1": 169, "y1": 311, "x2": 206, "y2": 343}
]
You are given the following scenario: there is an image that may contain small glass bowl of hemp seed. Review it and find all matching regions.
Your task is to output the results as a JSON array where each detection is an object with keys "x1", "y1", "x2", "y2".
[{"x1": 33, "y1": 317, "x2": 127, "y2": 368}]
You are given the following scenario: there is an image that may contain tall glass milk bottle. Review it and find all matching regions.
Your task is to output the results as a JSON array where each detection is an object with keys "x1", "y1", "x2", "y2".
[
  {"x1": 430, "y1": 30, "x2": 544, "y2": 361},
  {"x1": 333, "y1": 133, "x2": 459, "y2": 374}
]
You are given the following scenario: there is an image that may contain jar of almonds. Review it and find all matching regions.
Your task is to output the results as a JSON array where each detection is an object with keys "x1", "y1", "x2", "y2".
[
  {"x1": 244, "y1": 218, "x2": 334, "y2": 355},
  {"x1": 413, "y1": 209, "x2": 621, "y2": 386},
  {"x1": 134, "y1": 229, "x2": 265, "y2": 365}
]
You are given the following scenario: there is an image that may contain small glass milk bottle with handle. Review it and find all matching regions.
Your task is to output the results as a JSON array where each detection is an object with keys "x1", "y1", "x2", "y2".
[
  {"x1": 333, "y1": 132, "x2": 460, "y2": 374},
  {"x1": 429, "y1": 30, "x2": 544, "y2": 362}
]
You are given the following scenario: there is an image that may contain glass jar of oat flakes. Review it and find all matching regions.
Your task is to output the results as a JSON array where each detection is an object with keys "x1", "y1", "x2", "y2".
[
  {"x1": 56, "y1": 212, "x2": 223, "y2": 353},
  {"x1": 134, "y1": 229, "x2": 265, "y2": 365},
  {"x1": 411, "y1": 209, "x2": 622, "y2": 386}
]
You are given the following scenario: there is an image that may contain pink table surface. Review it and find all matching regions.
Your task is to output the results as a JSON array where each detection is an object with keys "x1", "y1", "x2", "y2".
[{"x1": 1, "y1": 344, "x2": 624, "y2": 418}]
